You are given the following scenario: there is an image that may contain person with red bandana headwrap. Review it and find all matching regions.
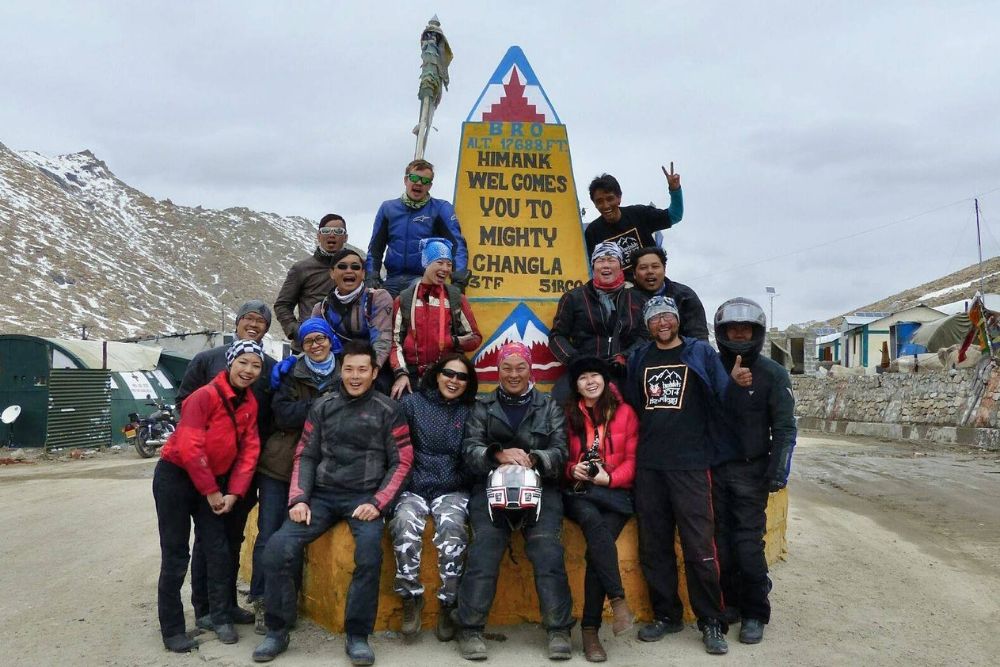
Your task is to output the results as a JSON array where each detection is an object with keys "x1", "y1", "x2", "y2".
[{"x1": 452, "y1": 343, "x2": 574, "y2": 662}]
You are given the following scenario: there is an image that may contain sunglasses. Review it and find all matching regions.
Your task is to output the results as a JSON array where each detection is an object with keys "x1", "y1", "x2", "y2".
[
  {"x1": 407, "y1": 173, "x2": 433, "y2": 185},
  {"x1": 302, "y1": 334, "x2": 329, "y2": 347},
  {"x1": 335, "y1": 262, "x2": 363, "y2": 271},
  {"x1": 440, "y1": 368, "x2": 470, "y2": 381},
  {"x1": 319, "y1": 226, "x2": 347, "y2": 236}
]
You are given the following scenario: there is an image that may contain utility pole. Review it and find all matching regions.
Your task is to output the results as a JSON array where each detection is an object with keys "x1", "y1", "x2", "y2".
[
  {"x1": 976, "y1": 198, "x2": 984, "y2": 293},
  {"x1": 765, "y1": 286, "x2": 778, "y2": 328}
]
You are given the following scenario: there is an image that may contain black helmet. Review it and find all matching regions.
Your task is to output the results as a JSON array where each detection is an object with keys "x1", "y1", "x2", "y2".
[{"x1": 714, "y1": 297, "x2": 766, "y2": 359}]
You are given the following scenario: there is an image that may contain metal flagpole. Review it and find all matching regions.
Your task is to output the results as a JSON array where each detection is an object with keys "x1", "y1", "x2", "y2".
[{"x1": 413, "y1": 16, "x2": 453, "y2": 160}]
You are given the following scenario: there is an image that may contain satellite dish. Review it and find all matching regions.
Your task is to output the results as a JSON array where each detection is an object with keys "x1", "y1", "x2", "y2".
[{"x1": 2, "y1": 405, "x2": 21, "y2": 425}]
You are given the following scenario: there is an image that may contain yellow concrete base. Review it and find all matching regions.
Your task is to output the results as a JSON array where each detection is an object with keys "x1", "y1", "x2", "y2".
[{"x1": 240, "y1": 488, "x2": 788, "y2": 632}]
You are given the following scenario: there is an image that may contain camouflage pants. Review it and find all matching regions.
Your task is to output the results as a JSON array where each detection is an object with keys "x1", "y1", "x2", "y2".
[{"x1": 389, "y1": 491, "x2": 470, "y2": 604}]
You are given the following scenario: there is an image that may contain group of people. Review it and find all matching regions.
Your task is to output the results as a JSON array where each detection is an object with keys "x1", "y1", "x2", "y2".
[{"x1": 152, "y1": 158, "x2": 796, "y2": 665}]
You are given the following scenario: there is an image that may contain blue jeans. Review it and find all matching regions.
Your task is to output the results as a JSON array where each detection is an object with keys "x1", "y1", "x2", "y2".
[
  {"x1": 250, "y1": 473, "x2": 294, "y2": 600},
  {"x1": 262, "y1": 487, "x2": 385, "y2": 635}
]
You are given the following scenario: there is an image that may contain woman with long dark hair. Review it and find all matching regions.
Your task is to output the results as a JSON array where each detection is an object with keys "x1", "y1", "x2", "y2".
[
  {"x1": 562, "y1": 356, "x2": 638, "y2": 662},
  {"x1": 153, "y1": 339, "x2": 263, "y2": 652},
  {"x1": 389, "y1": 352, "x2": 477, "y2": 642}
]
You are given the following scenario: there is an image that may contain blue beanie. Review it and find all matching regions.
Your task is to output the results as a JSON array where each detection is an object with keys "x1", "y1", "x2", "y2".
[
  {"x1": 297, "y1": 317, "x2": 343, "y2": 354},
  {"x1": 297, "y1": 317, "x2": 335, "y2": 344},
  {"x1": 420, "y1": 237, "x2": 454, "y2": 268}
]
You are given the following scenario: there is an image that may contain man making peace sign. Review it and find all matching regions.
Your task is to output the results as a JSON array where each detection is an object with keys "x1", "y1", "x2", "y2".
[{"x1": 584, "y1": 163, "x2": 684, "y2": 281}]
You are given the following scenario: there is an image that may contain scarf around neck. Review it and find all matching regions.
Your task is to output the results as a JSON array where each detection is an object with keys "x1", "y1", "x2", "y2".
[
  {"x1": 401, "y1": 192, "x2": 430, "y2": 209},
  {"x1": 334, "y1": 284, "x2": 364, "y2": 304},
  {"x1": 304, "y1": 354, "x2": 336, "y2": 382},
  {"x1": 498, "y1": 384, "x2": 534, "y2": 406},
  {"x1": 593, "y1": 273, "x2": 626, "y2": 292}
]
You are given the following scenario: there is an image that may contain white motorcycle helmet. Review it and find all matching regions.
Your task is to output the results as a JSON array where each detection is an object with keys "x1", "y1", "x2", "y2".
[{"x1": 486, "y1": 464, "x2": 542, "y2": 521}]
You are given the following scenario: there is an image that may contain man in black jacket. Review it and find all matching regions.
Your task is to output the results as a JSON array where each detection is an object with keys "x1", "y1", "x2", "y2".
[
  {"x1": 253, "y1": 341, "x2": 413, "y2": 665},
  {"x1": 712, "y1": 297, "x2": 796, "y2": 645},
  {"x1": 548, "y1": 242, "x2": 650, "y2": 401},
  {"x1": 584, "y1": 166, "x2": 683, "y2": 280},
  {"x1": 453, "y1": 343, "x2": 573, "y2": 662},
  {"x1": 631, "y1": 247, "x2": 709, "y2": 341},
  {"x1": 176, "y1": 300, "x2": 277, "y2": 632}
]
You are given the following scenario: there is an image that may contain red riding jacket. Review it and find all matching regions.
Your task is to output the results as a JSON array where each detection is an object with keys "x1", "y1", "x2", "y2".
[
  {"x1": 161, "y1": 370, "x2": 261, "y2": 498},
  {"x1": 563, "y1": 387, "x2": 638, "y2": 490}
]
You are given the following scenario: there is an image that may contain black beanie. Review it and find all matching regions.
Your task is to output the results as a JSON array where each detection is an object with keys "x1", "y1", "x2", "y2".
[{"x1": 568, "y1": 356, "x2": 611, "y2": 386}]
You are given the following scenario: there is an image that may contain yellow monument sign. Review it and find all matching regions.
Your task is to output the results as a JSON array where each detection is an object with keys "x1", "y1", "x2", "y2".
[{"x1": 455, "y1": 46, "x2": 589, "y2": 387}]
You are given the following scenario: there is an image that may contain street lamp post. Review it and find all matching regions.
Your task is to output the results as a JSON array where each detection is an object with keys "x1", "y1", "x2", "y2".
[{"x1": 765, "y1": 286, "x2": 778, "y2": 329}]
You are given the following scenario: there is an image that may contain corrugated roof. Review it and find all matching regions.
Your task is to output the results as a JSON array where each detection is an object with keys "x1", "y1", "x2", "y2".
[{"x1": 817, "y1": 332, "x2": 841, "y2": 345}]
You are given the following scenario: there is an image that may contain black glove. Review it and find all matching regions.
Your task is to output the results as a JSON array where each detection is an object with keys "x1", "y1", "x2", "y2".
[
  {"x1": 768, "y1": 477, "x2": 787, "y2": 493},
  {"x1": 451, "y1": 268, "x2": 471, "y2": 293},
  {"x1": 365, "y1": 274, "x2": 383, "y2": 290}
]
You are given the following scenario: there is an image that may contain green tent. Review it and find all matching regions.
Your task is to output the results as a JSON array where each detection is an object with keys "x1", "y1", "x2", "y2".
[{"x1": 910, "y1": 313, "x2": 971, "y2": 352}]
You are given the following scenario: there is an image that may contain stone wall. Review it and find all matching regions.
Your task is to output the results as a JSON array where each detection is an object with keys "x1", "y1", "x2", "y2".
[{"x1": 792, "y1": 361, "x2": 1000, "y2": 449}]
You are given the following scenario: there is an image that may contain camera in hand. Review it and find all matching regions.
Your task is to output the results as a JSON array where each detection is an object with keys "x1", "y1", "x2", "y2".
[{"x1": 573, "y1": 447, "x2": 603, "y2": 494}]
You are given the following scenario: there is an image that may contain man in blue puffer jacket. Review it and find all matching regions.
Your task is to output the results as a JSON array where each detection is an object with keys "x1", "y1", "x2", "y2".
[{"x1": 366, "y1": 159, "x2": 470, "y2": 297}]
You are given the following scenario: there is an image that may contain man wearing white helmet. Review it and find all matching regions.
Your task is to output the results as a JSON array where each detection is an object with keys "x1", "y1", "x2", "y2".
[
  {"x1": 712, "y1": 297, "x2": 796, "y2": 645},
  {"x1": 453, "y1": 342, "x2": 573, "y2": 662}
]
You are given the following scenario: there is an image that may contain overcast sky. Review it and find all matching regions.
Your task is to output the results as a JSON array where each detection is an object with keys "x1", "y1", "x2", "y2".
[{"x1": 3, "y1": 1, "x2": 999, "y2": 327}]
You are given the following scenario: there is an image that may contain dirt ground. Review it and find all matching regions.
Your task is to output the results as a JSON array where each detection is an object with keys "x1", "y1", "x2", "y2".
[{"x1": 2, "y1": 433, "x2": 999, "y2": 666}]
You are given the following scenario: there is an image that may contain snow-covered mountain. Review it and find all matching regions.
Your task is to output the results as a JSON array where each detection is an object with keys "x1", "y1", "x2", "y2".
[{"x1": 0, "y1": 141, "x2": 319, "y2": 339}]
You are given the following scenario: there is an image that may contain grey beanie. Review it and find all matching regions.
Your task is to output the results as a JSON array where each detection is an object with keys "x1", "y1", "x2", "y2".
[
  {"x1": 235, "y1": 300, "x2": 272, "y2": 329},
  {"x1": 643, "y1": 296, "x2": 680, "y2": 324}
]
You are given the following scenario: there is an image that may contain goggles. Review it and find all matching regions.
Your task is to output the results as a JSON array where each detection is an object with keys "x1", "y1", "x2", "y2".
[{"x1": 407, "y1": 173, "x2": 433, "y2": 185}]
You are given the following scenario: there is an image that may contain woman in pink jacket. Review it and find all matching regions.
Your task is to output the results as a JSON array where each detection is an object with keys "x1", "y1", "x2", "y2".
[
  {"x1": 153, "y1": 339, "x2": 263, "y2": 652},
  {"x1": 562, "y1": 356, "x2": 638, "y2": 663}
]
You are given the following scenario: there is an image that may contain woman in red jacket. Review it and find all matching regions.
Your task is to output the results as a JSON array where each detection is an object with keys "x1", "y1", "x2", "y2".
[
  {"x1": 562, "y1": 356, "x2": 638, "y2": 663},
  {"x1": 153, "y1": 339, "x2": 264, "y2": 652}
]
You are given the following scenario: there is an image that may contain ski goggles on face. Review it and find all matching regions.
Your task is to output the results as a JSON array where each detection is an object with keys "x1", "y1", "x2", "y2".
[
  {"x1": 407, "y1": 173, "x2": 433, "y2": 185},
  {"x1": 319, "y1": 226, "x2": 347, "y2": 236},
  {"x1": 440, "y1": 368, "x2": 470, "y2": 382}
]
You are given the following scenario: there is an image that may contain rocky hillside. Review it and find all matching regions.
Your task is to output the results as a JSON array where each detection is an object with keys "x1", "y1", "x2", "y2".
[
  {"x1": 826, "y1": 255, "x2": 1000, "y2": 327},
  {"x1": 0, "y1": 142, "x2": 319, "y2": 340}
]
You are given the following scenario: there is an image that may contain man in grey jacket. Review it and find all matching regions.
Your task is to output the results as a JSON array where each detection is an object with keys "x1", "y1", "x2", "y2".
[{"x1": 274, "y1": 214, "x2": 348, "y2": 349}]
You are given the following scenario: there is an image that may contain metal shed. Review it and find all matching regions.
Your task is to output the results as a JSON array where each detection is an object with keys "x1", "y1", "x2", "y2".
[{"x1": 0, "y1": 335, "x2": 188, "y2": 449}]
